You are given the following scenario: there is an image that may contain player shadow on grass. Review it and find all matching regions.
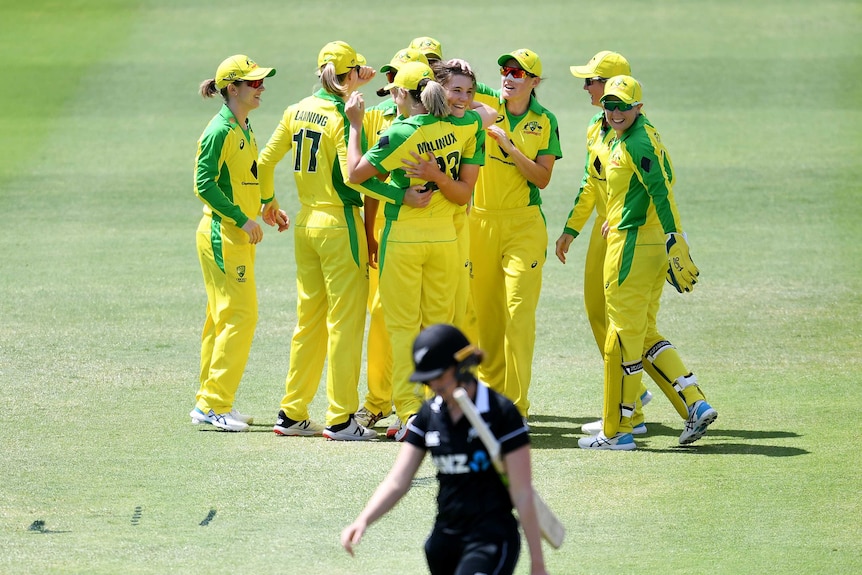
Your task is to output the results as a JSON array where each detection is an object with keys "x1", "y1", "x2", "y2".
[{"x1": 527, "y1": 419, "x2": 808, "y2": 457}]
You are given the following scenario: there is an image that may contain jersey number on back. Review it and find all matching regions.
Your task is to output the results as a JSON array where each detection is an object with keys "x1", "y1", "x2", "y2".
[
  {"x1": 435, "y1": 150, "x2": 461, "y2": 180},
  {"x1": 292, "y1": 128, "x2": 322, "y2": 173}
]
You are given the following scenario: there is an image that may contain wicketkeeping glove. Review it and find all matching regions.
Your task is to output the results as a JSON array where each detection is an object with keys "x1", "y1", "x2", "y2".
[{"x1": 665, "y1": 232, "x2": 699, "y2": 293}]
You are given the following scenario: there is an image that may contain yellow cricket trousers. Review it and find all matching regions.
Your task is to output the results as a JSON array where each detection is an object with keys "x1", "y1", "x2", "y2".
[
  {"x1": 363, "y1": 213, "x2": 393, "y2": 416},
  {"x1": 279, "y1": 205, "x2": 369, "y2": 427},
  {"x1": 469, "y1": 205, "x2": 546, "y2": 416},
  {"x1": 453, "y1": 208, "x2": 478, "y2": 344},
  {"x1": 195, "y1": 215, "x2": 257, "y2": 414},
  {"x1": 379, "y1": 216, "x2": 458, "y2": 421},
  {"x1": 602, "y1": 225, "x2": 701, "y2": 436},
  {"x1": 584, "y1": 218, "x2": 649, "y2": 426}
]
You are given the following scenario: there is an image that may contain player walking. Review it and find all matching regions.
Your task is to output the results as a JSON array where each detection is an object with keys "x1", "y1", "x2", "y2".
[
  {"x1": 578, "y1": 76, "x2": 717, "y2": 450},
  {"x1": 341, "y1": 324, "x2": 548, "y2": 575},
  {"x1": 556, "y1": 51, "x2": 654, "y2": 434}
]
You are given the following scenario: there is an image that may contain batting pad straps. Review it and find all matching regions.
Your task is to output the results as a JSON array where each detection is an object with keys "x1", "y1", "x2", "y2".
[
  {"x1": 622, "y1": 360, "x2": 643, "y2": 376},
  {"x1": 645, "y1": 340, "x2": 675, "y2": 363},
  {"x1": 673, "y1": 372, "x2": 698, "y2": 393},
  {"x1": 620, "y1": 404, "x2": 635, "y2": 419}
]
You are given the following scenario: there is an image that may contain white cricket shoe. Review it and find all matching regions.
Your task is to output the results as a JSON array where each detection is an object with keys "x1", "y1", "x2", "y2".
[
  {"x1": 190, "y1": 407, "x2": 249, "y2": 432},
  {"x1": 679, "y1": 400, "x2": 717, "y2": 445},
  {"x1": 578, "y1": 432, "x2": 636, "y2": 450},
  {"x1": 323, "y1": 416, "x2": 377, "y2": 441},
  {"x1": 273, "y1": 410, "x2": 324, "y2": 436}
]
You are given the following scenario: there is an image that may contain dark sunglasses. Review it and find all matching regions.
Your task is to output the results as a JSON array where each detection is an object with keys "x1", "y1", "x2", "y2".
[
  {"x1": 602, "y1": 100, "x2": 636, "y2": 112},
  {"x1": 241, "y1": 78, "x2": 265, "y2": 89},
  {"x1": 584, "y1": 77, "x2": 606, "y2": 87},
  {"x1": 386, "y1": 69, "x2": 397, "y2": 83},
  {"x1": 500, "y1": 66, "x2": 534, "y2": 79}
]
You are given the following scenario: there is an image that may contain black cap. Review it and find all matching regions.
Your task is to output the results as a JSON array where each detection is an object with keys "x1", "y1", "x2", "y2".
[{"x1": 409, "y1": 324, "x2": 474, "y2": 382}]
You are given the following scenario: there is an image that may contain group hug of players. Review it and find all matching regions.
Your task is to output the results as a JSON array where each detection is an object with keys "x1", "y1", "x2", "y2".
[{"x1": 190, "y1": 36, "x2": 718, "y2": 451}]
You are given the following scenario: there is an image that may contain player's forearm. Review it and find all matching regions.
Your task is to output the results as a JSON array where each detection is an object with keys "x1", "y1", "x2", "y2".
[
  {"x1": 510, "y1": 486, "x2": 546, "y2": 571},
  {"x1": 510, "y1": 148, "x2": 553, "y2": 189},
  {"x1": 432, "y1": 166, "x2": 477, "y2": 206}
]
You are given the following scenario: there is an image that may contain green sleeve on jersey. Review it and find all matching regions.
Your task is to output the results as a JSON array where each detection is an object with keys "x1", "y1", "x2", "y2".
[
  {"x1": 449, "y1": 111, "x2": 485, "y2": 165},
  {"x1": 476, "y1": 82, "x2": 499, "y2": 99},
  {"x1": 195, "y1": 127, "x2": 249, "y2": 227},
  {"x1": 536, "y1": 105, "x2": 563, "y2": 159},
  {"x1": 363, "y1": 120, "x2": 416, "y2": 183},
  {"x1": 626, "y1": 128, "x2": 678, "y2": 234}
]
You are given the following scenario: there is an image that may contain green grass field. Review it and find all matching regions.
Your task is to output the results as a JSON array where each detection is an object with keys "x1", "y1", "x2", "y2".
[{"x1": 2, "y1": 0, "x2": 860, "y2": 573}]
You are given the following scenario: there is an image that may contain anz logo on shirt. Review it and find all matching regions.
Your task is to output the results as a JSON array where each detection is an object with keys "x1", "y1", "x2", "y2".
[{"x1": 432, "y1": 450, "x2": 492, "y2": 475}]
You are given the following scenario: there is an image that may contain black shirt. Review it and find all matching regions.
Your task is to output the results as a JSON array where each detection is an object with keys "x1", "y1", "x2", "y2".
[{"x1": 405, "y1": 383, "x2": 530, "y2": 531}]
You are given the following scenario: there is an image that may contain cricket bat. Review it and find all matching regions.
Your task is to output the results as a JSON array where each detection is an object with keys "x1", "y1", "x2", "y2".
[{"x1": 452, "y1": 388, "x2": 565, "y2": 549}]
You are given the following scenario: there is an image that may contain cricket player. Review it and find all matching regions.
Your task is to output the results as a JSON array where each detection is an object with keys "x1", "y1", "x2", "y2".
[
  {"x1": 341, "y1": 324, "x2": 547, "y2": 575},
  {"x1": 345, "y1": 61, "x2": 485, "y2": 441},
  {"x1": 355, "y1": 47, "x2": 431, "y2": 432},
  {"x1": 578, "y1": 76, "x2": 718, "y2": 450},
  {"x1": 258, "y1": 41, "x2": 423, "y2": 441},
  {"x1": 190, "y1": 54, "x2": 283, "y2": 433},
  {"x1": 472, "y1": 49, "x2": 562, "y2": 417},
  {"x1": 556, "y1": 51, "x2": 655, "y2": 434}
]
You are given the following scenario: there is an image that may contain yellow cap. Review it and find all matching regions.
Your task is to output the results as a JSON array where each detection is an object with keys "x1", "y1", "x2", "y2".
[
  {"x1": 601, "y1": 75, "x2": 643, "y2": 105},
  {"x1": 409, "y1": 37, "x2": 443, "y2": 60},
  {"x1": 215, "y1": 55, "x2": 276, "y2": 89},
  {"x1": 383, "y1": 61, "x2": 434, "y2": 91},
  {"x1": 381, "y1": 48, "x2": 430, "y2": 73},
  {"x1": 497, "y1": 48, "x2": 542, "y2": 77},
  {"x1": 317, "y1": 41, "x2": 367, "y2": 75},
  {"x1": 570, "y1": 51, "x2": 631, "y2": 79}
]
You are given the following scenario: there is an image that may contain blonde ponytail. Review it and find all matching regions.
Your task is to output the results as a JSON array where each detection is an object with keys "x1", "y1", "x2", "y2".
[
  {"x1": 418, "y1": 80, "x2": 450, "y2": 118},
  {"x1": 318, "y1": 62, "x2": 349, "y2": 98}
]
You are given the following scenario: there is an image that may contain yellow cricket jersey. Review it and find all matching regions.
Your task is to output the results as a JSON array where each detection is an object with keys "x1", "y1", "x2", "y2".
[
  {"x1": 194, "y1": 104, "x2": 269, "y2": 228},
  {"x1": 364, "y1": 111, "x2": 485, "y2": 224},
  {"x1": 605, "y1": 114, "x2": 682, "y2": 234},
  {"x1": 257, "y1": 89, "x2": 404, "y2": 209},
  {"x1": 365, "y1": 97, "x2": 399, "y2": 149},
  {"x1": 563, "y1": 111, "x2": 612, "y2": 237},
  {"x1": 473, "y1": 88, "x2": 562, "y2": 210}
]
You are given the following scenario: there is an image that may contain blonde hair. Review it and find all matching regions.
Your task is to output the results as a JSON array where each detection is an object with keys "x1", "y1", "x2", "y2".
[
  {"x1": 318, "y1": 62, "x2": 350, "y2": 98},
  {"x1": 407, "y1": 79, "x2": 450, "y2": 118}
]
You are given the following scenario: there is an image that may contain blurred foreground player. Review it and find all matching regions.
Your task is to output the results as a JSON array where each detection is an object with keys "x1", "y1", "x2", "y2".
[{"x1": 341, "y1": 324, "x2": 548, "y2": 575}]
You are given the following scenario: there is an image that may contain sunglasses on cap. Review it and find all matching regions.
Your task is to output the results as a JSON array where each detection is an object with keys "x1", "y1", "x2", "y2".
[
  {"x1": 603, "y1": 100, "x2": 637, "y2": 112},
  {"x1": 500, "y1": 66, "x2": 534, "y2": 79},
  {"x1": 241, "y1": 78, "x2": 265, "y2": 89},
  {"x1": 584, "y1": 77, "x2": 606, "y2": 87}
]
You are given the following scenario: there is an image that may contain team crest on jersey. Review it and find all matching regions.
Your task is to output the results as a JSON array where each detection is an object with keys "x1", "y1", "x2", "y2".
[
  {"x1": 523, "y1": 121, "x2": 542, "y2": 136},
  {"x1": 236, "y1": 265, "x2": 246, "y2": 282}
]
